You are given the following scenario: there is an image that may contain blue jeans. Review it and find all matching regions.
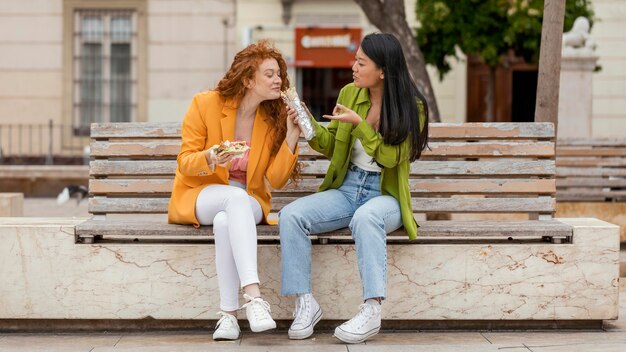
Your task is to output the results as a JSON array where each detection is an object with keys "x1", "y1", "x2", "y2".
[{"x1": 279, "y1": 164, "x2": 402, "y2": 300}]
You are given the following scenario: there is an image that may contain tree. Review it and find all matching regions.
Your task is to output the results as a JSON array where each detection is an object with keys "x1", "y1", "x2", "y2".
[
  {"x1": 415, "y1": 0, "x2": 594, "y2": 121},
  {"x1": 354, "y1": 0, "x2": 441, "y2": 122}
]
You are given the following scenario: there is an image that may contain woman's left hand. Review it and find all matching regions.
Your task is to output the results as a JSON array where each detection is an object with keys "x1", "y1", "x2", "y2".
[{"x1": 322, "y1": 104, "x2": 362, "y2": 126}]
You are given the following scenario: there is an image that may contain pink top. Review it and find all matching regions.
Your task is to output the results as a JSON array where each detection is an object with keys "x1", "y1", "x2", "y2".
[{"x1": 228, "y1": 146, "x2": 250, "y2": 185}]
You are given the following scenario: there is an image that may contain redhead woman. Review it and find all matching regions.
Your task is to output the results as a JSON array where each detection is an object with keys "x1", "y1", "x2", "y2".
[{"x1": 168, "y1": 40, "x2": 301, "y2": 340}]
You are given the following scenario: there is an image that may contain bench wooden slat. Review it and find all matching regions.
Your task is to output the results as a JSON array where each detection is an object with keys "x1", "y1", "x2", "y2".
[
  {"x1": 91, "y1": 140, "x2": 555, "y2": 158},
  {"x1": 557, "y1": 167, "x2": 626, "y2": 177},
  {"x1": 556, "y1": 177, "x2": 626, "y2": 188},
  {"x1": 90, "y1": 178, "x2": 556, "y2": 195},
  {"x1": 75, "y1": 219, "x2": 572, "y2": 239},
  {"x1": 91, "y1": 122, "x2": 555, "y2": 139},
  {"x1": 89, "y1": 196, "x2": 555, "y2": 214},
  {"x1": 90, "y1": 160, "x2": 556, "y2": 177},
  {"x1": 90, "y1": 179, "x2": 175, "y2": 194},
  {"x1": 556, "y1": 147, "x2": 626, "y2": 157},
  {"x1": 556, "y1": 157, "x2": 626, "y2": 167},
  {"x1": 91, "y1": 122, "x2": 182, "y2": 139},
  {"x1": 557, "y1": 191, "x2": 626, "y2": 200},
  {"x1": 558, "y1": 138, "x2": 626, "y2": 147}
]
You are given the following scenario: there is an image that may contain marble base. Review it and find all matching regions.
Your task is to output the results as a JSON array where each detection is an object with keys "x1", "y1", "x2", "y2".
[{"x1": 0, "y1": 217, "x2": 619, "y2": 320}]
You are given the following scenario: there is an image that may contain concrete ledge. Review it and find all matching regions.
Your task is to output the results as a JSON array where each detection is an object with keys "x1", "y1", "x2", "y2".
[
  {"x1": 0, "y1": 165, "x2": 88, "y2": 197},
  {"x1": 0, "y1": 217, "x2": 619, "y2": 321},
  {"x1": 0, "y1": 193, "x2": 23, "y2": 216}
]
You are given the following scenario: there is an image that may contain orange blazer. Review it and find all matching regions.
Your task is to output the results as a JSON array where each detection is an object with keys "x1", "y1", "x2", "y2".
[{"x1": 167, "y1": 91, "x2": 299, "y2": 226}]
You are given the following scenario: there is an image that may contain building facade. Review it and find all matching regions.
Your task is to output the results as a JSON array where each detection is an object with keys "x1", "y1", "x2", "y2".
[{"x1": 0, "y1": 0, "x2": 623, "y2": 160}]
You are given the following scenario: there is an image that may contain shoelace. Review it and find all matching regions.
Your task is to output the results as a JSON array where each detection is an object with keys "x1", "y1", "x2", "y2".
[
  {"x1": 345, "y1": 304, "x2": 374, "y2": 329},
  {"x1": 242, "y1": 295, "x2": 272, "y2": 321},
  {"x1": 292, "y1": 295, "x2": 309, "y2": 324},
  {"x1": 215, "y1": 311, "x2": 235, "y2": 329}
]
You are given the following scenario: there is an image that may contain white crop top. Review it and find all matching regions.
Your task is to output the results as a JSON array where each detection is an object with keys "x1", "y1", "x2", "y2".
[{"x1": 350, "y1": 138, "x2": 382, "y2": 173}]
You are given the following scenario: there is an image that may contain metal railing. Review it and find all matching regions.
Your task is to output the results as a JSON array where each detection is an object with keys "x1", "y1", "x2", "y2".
[{"x1": 0, "y1": 120, "x2": 90, "y2": 165}]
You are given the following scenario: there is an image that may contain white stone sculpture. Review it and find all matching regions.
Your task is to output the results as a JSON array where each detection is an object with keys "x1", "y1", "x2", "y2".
[{"x1": 562, "y1": 17, "x2": 597, "y2": 57}]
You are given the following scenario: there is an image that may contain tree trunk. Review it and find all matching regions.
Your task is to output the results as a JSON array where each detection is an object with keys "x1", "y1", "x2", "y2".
[
  {"x1": 354, "y1": 0, "x2": 441, "y2": 122},
  {"x1": 534, "y1": 0, "x2": 566, "y2": 134}
]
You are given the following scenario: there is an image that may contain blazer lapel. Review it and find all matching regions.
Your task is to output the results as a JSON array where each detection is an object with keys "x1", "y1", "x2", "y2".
[
  {"x1": 247, "y1": 107, "x2": 270, "y2": 185},
  {"x1": 220, "y1": 98, "x2": 237, "y2": 143}
]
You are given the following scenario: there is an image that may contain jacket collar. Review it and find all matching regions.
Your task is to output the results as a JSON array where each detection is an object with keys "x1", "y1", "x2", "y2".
[{"x1": 355, "y1": 87, "x2": 371, "y2": 106}]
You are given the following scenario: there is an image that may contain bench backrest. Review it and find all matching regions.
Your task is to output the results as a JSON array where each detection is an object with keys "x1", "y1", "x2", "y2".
[
  {"x1": 88, "y1": 122, "x2": 557, "y2": 219},
  {"x1": 556, "y1": 139, "x2": 626, "y2": 202}
]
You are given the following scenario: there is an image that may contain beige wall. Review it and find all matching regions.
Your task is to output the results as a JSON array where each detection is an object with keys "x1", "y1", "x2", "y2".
[
  {"x1": 590, "y1": 0, "x2": 626, "y2": 137},
  {"x1": 147, "y1": 0, "x2": 236, "y2": 123},
  {"x1": 0, "y1": 0, "x2": 235, "y2": 156},
  {"x1": 0, "y1": 0, "x2": 63, "y2": 126},
  {"x1": 0, "y1": 0, "x2": 623, "y2": 151}
]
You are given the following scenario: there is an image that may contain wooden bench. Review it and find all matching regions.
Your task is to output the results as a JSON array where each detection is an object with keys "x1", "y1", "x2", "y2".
[
  {"x1": 76, "y1": 122, "x2": 572, "y2": 244},
  {"x1": 556, "y1": 139, "x2": 626, "y2": 243},
  {"x1": 12, "y1": 121, "x2": 614, "y2": 323}
]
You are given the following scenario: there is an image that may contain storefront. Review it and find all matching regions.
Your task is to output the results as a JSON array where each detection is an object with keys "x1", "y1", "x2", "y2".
[{"x1": 294, "y1": 27, "x2": 361, "y2": 120}]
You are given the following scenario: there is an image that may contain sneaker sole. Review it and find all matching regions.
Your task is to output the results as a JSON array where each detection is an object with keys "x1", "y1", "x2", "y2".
[
  {"x1": 288, "y1": 308, "x2": 323, "y2": 340},
  {"x1": 250, "y1": 321, "x2": 277, "y2": 333},
  {"x1": 333, "y1": 325, "x2": 380, "y2": 344}
]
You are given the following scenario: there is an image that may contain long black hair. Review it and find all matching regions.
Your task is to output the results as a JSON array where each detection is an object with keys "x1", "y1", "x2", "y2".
[{"x1": 360, "y1": 33, "x2": 429, "y2": 161}]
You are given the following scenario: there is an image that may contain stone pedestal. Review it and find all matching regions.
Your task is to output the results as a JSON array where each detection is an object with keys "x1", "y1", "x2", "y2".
[
  {"x1": 558, "y1": 56, "x2": 598, "y2": 139},
  {"x1": 0, "y1": 217, "x2": 619, "y2": 321},
  {"x1": 0, "y1": 193, "x2": 23, "y2": 216}
]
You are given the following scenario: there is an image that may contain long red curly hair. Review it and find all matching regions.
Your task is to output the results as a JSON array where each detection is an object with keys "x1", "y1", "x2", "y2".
[{"x1": 215, "y1": 40, "x2": 300, "y2": 181}]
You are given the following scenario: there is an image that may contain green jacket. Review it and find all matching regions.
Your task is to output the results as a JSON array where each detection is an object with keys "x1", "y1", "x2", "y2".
[{"x1": 308, "y1": 83, "x2": 426, "y2": 240}]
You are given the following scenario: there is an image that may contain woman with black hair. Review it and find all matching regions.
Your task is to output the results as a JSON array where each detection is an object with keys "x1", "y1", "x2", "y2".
[{"x1": 279, "y1": 33, "x2": 429, "y2": 343}]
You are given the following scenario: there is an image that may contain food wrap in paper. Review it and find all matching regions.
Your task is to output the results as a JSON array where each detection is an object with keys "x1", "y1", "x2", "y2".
[{"x1": 280, "y1": 87, "x2": 316, "y2": 141}]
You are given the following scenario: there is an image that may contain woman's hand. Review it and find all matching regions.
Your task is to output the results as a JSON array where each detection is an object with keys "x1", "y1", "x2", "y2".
[
  {"x1": 285, "y1": 105, "x2": 302, "y2": 153},
  {"x1": 286, "y1": 105, "x2": 301, "y2": 136},
  {"x1": 205, "y1": 146, "x2": 233, "y2": 169},
  {"x1": 322, "y1": 104, "x2": 361, "y2": 126}
]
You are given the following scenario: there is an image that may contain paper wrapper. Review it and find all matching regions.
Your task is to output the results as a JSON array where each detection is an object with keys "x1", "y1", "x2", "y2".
[{"x1": 281, "y1": 88, "x2": 316, "y2": 141}]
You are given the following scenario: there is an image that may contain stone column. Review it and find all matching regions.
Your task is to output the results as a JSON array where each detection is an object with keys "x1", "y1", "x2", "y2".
[
  {"x1": 0, "y1": 193, "x2": 23, "y2": 217},
  {"x1": 558, "y1": 56, "x2": 598, "y2": 138}
]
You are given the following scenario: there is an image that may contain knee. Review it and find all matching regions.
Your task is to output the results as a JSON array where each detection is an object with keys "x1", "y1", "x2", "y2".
[
  {"x1": 278, "y1": 202, "x2": 309, "y2": 239},
  {"x1": 278, "y1": 202, "x2": 298, "y2": 228},
  {"x1": 226, "y1": 187, "x2": 249, "y2": 205},
  {"x1": 213, "y1": 211, "x2": 228, "y2": 234},
  {"x1": 349, "y1": 207, "x2": 384, "y2": 238}
]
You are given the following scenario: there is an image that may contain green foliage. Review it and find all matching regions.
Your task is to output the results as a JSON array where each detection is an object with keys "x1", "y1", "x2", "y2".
[{"x1": 416, "y1": 0, "x2": 595, "y2": 80}]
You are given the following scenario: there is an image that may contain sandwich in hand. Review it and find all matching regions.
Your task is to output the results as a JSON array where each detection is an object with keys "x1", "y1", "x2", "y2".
[{"x1": 213, "y1": 140, "x2": 249, "y2": 158}]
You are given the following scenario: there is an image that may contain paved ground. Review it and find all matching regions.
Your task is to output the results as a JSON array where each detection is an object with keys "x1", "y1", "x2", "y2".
[
  {"x1": 9, "y1": 198, "x2": 626, "y2": 351},
  {"x1": 1, "y1": 294, "x2": 625, "y2": 352}
]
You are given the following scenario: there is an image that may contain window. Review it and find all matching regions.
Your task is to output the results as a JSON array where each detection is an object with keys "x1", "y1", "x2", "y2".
[{"x1": 73, "y1": 9, "x2": 137, "y2": 135}]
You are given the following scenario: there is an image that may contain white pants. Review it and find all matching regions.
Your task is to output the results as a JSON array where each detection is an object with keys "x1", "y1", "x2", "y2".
[{"x1": 195, "y1": 183, "x2": 263, "y2": 311}]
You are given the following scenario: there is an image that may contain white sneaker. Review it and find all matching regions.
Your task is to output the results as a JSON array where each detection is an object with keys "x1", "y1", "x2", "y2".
[
  {"x1": 334, "y1": 303, "x2": 381, "y2": 343},
  {"x1": 288, "y1": 293, "x2": 323, "y2": 339},
  {"x1": 212, "y1": 311, "x2": 240, "y2": 340},
  {"x1": 241, "y1": 293, "x2": 276, "y2": 332}
]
